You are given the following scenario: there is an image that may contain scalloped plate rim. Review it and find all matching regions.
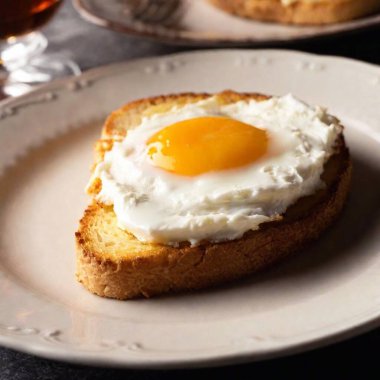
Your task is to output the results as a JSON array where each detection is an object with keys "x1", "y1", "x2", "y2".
[{"x1": 0, "y1": 49, "x2": 379, "y2": 369}]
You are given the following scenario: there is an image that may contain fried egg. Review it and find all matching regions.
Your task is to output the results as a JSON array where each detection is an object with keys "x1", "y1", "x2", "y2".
[{"x1": 94, "y1": 94, "x2": 341, "y2": 245}]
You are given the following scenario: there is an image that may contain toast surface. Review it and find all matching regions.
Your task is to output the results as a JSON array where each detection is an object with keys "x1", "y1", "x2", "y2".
[
  {"x1": 209, "y1": 0, "x2": 380, "y2": 25},
  {"x1": 76, "y1": 91, "x2": 352, "y2": 299}
]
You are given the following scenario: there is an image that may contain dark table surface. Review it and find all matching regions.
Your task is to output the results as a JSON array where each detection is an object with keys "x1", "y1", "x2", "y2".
[{"x1": 1, "y1": 1, "x2": 379, "y2": 379}]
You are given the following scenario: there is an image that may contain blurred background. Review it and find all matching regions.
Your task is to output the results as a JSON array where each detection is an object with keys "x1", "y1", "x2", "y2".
[
  {"x1": 0, "y1": 1, "x2": 379, "y2": 379},
  {"x1": 1, "y1": 0, "x2": 380, "y2": 99}
]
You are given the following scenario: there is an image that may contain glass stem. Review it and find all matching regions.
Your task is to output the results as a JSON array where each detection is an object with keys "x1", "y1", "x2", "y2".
[{"x1": 0, "y1": 31, "x2": 48, "y2": 71}]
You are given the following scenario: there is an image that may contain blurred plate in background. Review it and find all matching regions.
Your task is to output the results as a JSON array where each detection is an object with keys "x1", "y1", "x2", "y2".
[{"x1": 73, "y1": 0, "x2": 380, "y2": 46}]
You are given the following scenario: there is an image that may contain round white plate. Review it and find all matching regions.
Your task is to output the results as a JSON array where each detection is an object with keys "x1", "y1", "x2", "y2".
[
  {"x1": 73, "y1": 0, "x2": 380, "y2": 46},
  {"x1": 0, "y1": 50, "x2": 379, "y2": 369}
]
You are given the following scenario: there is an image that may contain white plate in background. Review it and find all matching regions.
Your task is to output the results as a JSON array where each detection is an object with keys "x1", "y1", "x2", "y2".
[{"x1": 73, "y1": 0, "x2": 380, "y2": 46}]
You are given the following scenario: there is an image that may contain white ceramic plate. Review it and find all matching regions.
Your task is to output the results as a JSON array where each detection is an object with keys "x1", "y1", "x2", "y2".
[
  {"x1": 73, "y1": 0, "x2": 380, "y2": 46},
  {"x1": 0, "y1": 50, "x2": 379, "y2": 369}
]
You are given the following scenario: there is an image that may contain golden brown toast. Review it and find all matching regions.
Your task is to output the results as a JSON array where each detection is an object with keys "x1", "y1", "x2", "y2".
[
  {"x1": 76, "y1": 91, "x2": 352, "y2": 299},
  {"x1": 209, "y1": 0, "x2": 380, "y2": 25}
]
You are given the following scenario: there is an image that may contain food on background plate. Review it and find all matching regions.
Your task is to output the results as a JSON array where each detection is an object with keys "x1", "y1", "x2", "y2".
[
  {"x1": 208, "y1": 0, "x2": 380, "y2": 25},
  {"x1": 75, "y1": 91, "x2": 351, "y2": 299}
]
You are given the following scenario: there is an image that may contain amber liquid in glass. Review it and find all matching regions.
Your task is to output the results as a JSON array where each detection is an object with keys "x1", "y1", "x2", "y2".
[{"x1": 0, "y1": 0, "x2": 62, "y2": 39}]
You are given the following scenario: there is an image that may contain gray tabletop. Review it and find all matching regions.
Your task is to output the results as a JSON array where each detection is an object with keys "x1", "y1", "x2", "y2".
[{"x1": 1, "y1": 1, "x2": 379, "y2": 379}]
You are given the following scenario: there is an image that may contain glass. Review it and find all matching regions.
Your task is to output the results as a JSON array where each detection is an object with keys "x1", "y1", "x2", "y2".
[{"x1": 0, "y1": 0, "x2": 80, "y2": 96}]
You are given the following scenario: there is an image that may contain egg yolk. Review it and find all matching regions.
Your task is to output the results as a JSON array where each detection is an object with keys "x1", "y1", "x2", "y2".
[{"x1": 146, "y1": 116, "x2": 268, "y2": 176}]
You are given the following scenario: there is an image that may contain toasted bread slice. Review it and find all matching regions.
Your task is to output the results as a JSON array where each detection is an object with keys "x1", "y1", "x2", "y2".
[
  {"x1": 76, "y1": 91, "x2": 352, "y2": 299},
  {"x1": 209, "y1": 0, "x2": 380, "y2": 25}
]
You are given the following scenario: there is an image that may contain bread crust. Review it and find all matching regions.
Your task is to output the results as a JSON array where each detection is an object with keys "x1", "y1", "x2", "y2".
[
  {"x1": 76, "y1": 91, "x2": 352, "y2": 299},
  {"x1": 209, "y1": 0, "x2": 380, "y2": 25}
]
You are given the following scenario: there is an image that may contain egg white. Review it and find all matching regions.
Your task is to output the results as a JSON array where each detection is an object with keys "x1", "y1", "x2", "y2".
[{"x1": 95, "y1": 94, "x2": 341, "y2": 245}]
